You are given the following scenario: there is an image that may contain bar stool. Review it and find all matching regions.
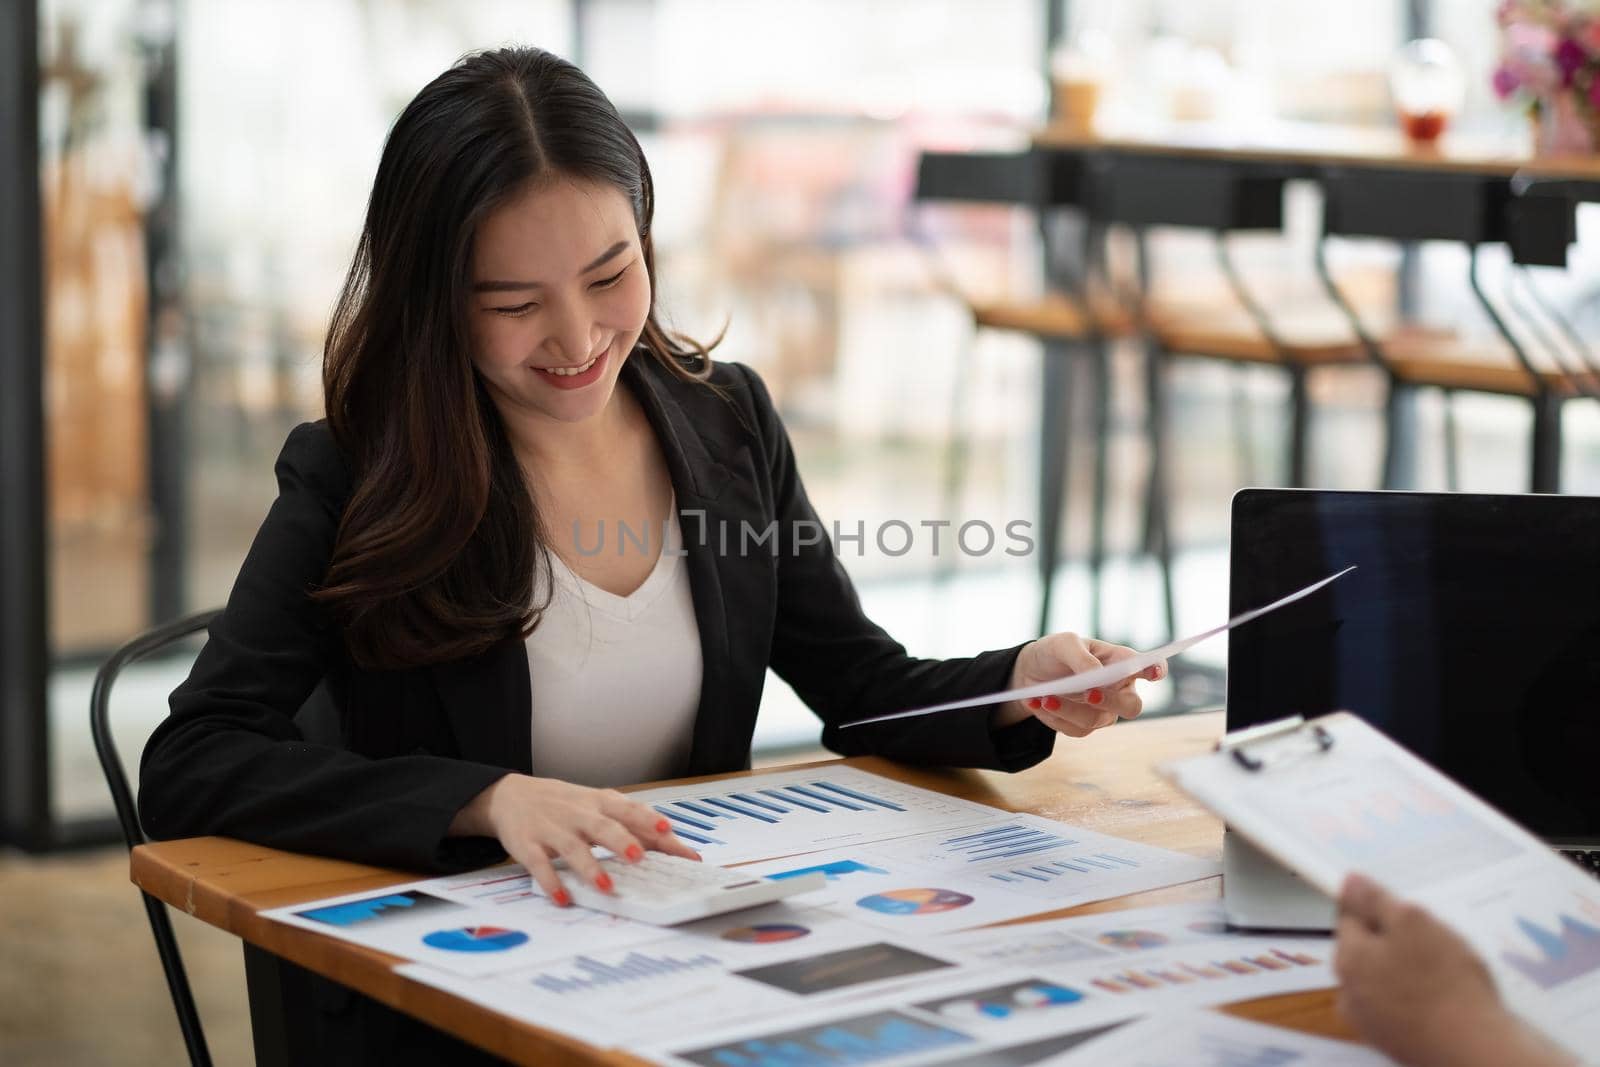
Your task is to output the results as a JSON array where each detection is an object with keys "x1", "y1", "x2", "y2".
[
  {"x1": 910, "y1": 149, "x2": 1134, "y2": 636},
  {"x1": 1087, "y1": 155, "x2": 1370, "y2": 642},
  {"x1": 1313, "y1": 169, "x2": 1590, "y2": 493}
]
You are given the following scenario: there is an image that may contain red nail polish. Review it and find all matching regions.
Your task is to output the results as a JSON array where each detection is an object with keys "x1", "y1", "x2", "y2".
[
  {"x1": 596, "y1": 873, "x2": 614, "y2": 892},
  {"x1": 553, "y1": 889, "x2": 571, "y2": 907},
  {"x1": 655, "y1": 818, "x2": 671, "y2": 833},
  {"x1": 1088, "y1": 689, "x2": 1103, "y2": 705},
  {"x1": 625, "y1": 844, "x2": 644, "y2": 861},
  {"x1": 1027, "y1": 698, "x2": 1041, "y2": 710},
  {"x1": 1043, "y1": 696, "x2": 1062, "y2": 711}
]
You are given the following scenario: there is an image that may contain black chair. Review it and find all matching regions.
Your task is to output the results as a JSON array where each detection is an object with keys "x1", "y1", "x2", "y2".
[
  {"x1": 91, "y1": 608, "x2": 221, "y2": 1067},
  {"x1": 910, "y1": 149, "x2": 1133, "y2": 637},
  {"x1": 1314, "y1": 168, "x2": 1589, "y2": 493},
  {"x1": 1085, "y1": 155, "x2": 1370, "y2": 644}
]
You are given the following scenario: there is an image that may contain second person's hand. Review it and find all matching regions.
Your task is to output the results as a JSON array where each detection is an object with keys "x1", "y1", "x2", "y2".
[{"x1": 449, "y1": 774, "x2": 701, "y2": 904}]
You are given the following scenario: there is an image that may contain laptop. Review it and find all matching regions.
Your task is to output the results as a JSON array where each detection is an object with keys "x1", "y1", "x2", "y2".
[{"x1": 1222, "y1": 488, "x2": 1600, "y2": 931}]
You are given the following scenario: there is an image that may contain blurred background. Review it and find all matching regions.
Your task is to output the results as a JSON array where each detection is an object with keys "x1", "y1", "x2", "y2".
[{"x1": 4, "y1": 1, "x2": 1600, "y2": 1062}]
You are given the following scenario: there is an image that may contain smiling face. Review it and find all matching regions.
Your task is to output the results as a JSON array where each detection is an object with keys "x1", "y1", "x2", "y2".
[{"x1": 467, "y1": 176, "x2": 652, "y2": 429}]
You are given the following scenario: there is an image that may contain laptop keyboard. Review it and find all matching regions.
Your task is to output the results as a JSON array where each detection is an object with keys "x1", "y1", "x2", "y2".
[{"x1": 1559, "y1": 849, "x2": 1600, "y2": 878}]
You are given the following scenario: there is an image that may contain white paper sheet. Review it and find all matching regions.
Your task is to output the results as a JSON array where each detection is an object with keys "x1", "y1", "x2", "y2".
[
  {"x1": 630, "y1": 983, "x2": 1137, "y2": 1067},
  {"x1": 398, "y1": 903, "x2": 983, "y2": 1048},
  {"x1": 257, "y1": 868, "x2": 663, "y2": 977},
  {"x1": 631, "y1": 905, "x2": 1341, "y2": 1067},
  {"x1": 843, "y1": 566, "x2": 1355, "y2": 729},
  {"x1": 935, "y1": 902, "x2": 1337, "y2": 1009},
  {"x1": 1033, "y1": 1009, "x2": 1397, "y2": 1066},
  {"x1": 628, "y1": 765, "x2": 1006, "y2": 865},
  {"x1": 735, "y1": 814, "x2": 1219, "y2": 935}
]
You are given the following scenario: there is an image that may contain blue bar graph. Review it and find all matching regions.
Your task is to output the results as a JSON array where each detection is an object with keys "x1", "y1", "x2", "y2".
[
  {"x1": 528, "y1": 951, "x2": 721, "y2": 994},
  {"x1": 764, "y1": 788, "x2": 828, "y2": 813},
  {"x1": 939, "y1": 824, "x2": 1077, "y2": 862},
  {"x1": 732, "y1": 792, "x2": 789, "y2": 814},
  {"x1": 660, "y1": 777, "x2": 914, "y2": 828},
  {"x1": 987, "y1": 852, "x2": 1142, "y2": 885},
  {"x1": 679, "y1": 1010, "x2": 971, "y2": 1067},
  {"x1": 809, "y1": 782, "x2": 906, "y2": 812},
  {"x1": 704, "y1": 797, "x2": 780, "y2": 824},
  {"x1": 677, "y1": 800, "x2": 729, "y2": 820},
  {"x1": 657, "y1": 806, "x2": 716, "y2": 832},
  {"x1": 787, "y1": 784, "x2": 863, "y2": 811},
  {"x1": 653, "y1": 807, "x2": 725, "y2": 846}
]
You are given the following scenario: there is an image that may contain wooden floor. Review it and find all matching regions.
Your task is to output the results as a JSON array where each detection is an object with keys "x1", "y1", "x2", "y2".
[{"x1": 0, "y1": 848, "x2": 254, "y2": 1066}]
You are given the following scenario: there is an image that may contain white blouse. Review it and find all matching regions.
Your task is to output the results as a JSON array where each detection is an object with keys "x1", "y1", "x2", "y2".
[{"x1": 525, "y1": 500, "x2": 703, "y2": 788}]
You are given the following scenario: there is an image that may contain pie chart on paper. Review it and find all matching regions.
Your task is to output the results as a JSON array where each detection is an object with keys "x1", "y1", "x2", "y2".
[
  {"x1": 422, "y1": 926, "x2": 530, "y2": 953},
  {"x1": 855, "y1": 888, "x2": 974, "y2": 915},
  {"x1": 1096, "y1": 929, "x2": 1168, "y2": 950},
  {"x1": 720, "y1": 923, "x2": 811, "y2": 944}
]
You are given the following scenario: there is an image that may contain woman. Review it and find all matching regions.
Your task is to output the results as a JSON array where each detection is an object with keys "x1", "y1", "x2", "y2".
[{"x1": 139, "y1": 46, "x2": 1160, "y2": 1060}]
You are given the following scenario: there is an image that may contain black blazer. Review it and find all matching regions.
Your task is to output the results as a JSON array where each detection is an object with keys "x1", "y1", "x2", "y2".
[{"x1": 139, "y1": 355, "x2": 1055, "y2": 874}]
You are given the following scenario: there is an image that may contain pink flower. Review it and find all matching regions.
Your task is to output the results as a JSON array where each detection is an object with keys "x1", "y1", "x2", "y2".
[
  {"x1": 1556, "y1": 37, "x2": 1587, "y2": 85},
  {"x1": 1493, "y1": 63, "x2": 1523, "y2": 98},
  {"x1": 1508, "y1": 23, "x2": 1560, "y2": 57},
  {"x1": 1591, "y1": 73, "x2": 1600, "y2": 111}
]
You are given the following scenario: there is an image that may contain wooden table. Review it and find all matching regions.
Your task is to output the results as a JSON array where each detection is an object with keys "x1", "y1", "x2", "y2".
[
  {"x1": 130, "y1": 710, "x2": 1359, "y2": 1064},
  {"x1": 1033, "y1": 118, "x2": 1600, "y2": 186}
]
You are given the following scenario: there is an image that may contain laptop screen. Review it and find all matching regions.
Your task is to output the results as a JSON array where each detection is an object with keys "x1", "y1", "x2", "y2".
[{"x1": 1227, "y1": 489, "x2": 1600, "y2": 840}]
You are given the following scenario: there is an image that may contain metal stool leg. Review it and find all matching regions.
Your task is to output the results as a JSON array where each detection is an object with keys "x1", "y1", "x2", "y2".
[
  {"x1": 1531, "y1": 391, "x2": 1563, "y2": 493},
  {"x1": 1037, "y1": 340, "x2": 1074, "y2": 636},
  {"x1": 146, "y1": 895, "x2": 213, "y2": 1066},
  {"x1": 1442, "y1": 388, "x2": 1461, "y2": 491},
  {"x1": 1087, "y1": 340, "x2": 1111, "y2": 638},
  {"x1": 1287, "y1": 366, "x2": 1310, "y2": 487},
  {"x1": 1382, "y1": 381, "x2": 1419, "y2": 490},
  {"x1": 936, "y1": 326, "x2": 978, "y2": 587},
  {"x1": 1143, "y1": 336, "x2": 1178, "y2": 643}
]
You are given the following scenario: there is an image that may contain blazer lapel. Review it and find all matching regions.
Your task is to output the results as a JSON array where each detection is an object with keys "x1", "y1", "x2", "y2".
[{"x1": 430, "y1": 638, "x2": 534, "y2": 774}]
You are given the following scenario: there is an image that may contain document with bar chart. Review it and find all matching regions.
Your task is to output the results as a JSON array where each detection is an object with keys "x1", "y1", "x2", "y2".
[
  {"x1": 631, "y1": 906, "x2": 1339, "y2": 1067},
  {"x1": 628, "y1": 766, "x2": 1006, "y2": 864},
  {"x1": 258, "y1": 868, "x2": 664, "y2": 978},
  {"x1": 397, "y1": 906, "x2": 982, "y2": 1049},
  {"x1": 736, "y1": 814, "x2": 1219, "y2": 934},
  {"x1": 1039, "y1": 1010, "x2": 1399, "y2": 1067},
  {"x1": 934, "y1": 901, "x2": 1316, "y2": 971}
]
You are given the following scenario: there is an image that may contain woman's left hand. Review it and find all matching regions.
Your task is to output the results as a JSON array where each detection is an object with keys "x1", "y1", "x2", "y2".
[{"x1": 1001, "y1": 633, "x2": 1164, "y2": 737}]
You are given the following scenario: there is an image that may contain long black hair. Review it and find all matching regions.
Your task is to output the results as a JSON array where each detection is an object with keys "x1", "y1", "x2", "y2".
[{"x1": 314, "y1": 46, "x2": 717, "y2": 671}]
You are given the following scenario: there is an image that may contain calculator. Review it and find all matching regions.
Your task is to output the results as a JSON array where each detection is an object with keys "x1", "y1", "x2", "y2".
[{"x1": 558, "y1": 852, "x2": 826, "y2": 925}]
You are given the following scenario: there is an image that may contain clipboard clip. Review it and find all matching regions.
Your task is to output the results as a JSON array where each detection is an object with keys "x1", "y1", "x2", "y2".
[{"x1": 1217, "y1": 715, "x2": 1335, "y2": 772}]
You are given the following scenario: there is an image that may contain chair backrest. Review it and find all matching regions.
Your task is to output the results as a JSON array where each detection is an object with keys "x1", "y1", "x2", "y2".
[
  {"x1": 1505, "y1": 177, "x2": 1578, "y2": 268},
  {"x1": 1320, "y1": 167, "x2": 1511, "y2": 245},
  {"x1": 1090, "y1": 155, "x2": 1286, "y2": 232},
  {"x1": 91, "y1": 608, "x2": 221, "y2": 850},
  {"x1": 90, "y1": 608, "x2": 221, "y2": 1067},
  {"x1": 912, "y1": 149, "x2": 1085, "y2": 209}
]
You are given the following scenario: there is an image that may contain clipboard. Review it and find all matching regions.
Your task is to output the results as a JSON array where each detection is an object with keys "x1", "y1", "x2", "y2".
[{"x1": 1159, "y1": 712, "x2": 1600, "y2": 1058}]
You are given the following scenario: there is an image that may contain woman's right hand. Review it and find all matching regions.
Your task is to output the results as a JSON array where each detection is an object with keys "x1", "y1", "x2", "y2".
[{"x1": 449, "y1": 774, "x2": 701, "y2": 904}]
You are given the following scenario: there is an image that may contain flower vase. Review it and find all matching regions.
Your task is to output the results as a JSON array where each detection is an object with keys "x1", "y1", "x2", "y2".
[{"x1": 1533, "y1": 93, "x2": 1599, "y2": 155}]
